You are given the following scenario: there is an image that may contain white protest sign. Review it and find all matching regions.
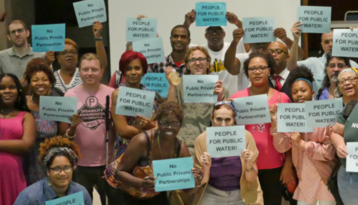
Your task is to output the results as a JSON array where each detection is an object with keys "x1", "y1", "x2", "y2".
[
  {"x1": 115, "y1": 86, "x2": 155, "y2": 119},
  {"x1": 277, "y1": 103, "x2": 314, "y2": 133},
  {"x1": 346, "y1": 142, "x2": 358, "y2": 173},
  {"x1": 233, "y1": 94, "x2": 271, "y2": 125},
  {"x1": 183, "y1": 75, "x2": 218, "y2": 103},
  {"x1": 39, "y1": 96, "x2": 77, "y2": 123},
  {"x1": 73, "y1": 0, "x2": 107, "y2": 28},
  {"x1": 206, "y1": 126, "x2": 246, "y2": 158},
  {"x1": 332, "y1": 29, "x2": 358, "y2": 58},
  {"x1": 305, "y1": 98, "x2": 343, "y2": 127}
]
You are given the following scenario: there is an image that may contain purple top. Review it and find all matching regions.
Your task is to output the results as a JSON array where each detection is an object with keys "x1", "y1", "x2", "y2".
[
  {"x1": 316, "y1": 87, "x2": 329, "y2": 100},
  {"x1": 208, "y1": 156, "x2": 242, "y2": 191}
]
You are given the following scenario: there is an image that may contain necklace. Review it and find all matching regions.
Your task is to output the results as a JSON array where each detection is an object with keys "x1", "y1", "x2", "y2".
[
  {"x1": 0, "y1": 109, "x2": 13, "y2": 119},
  {"x1": 157, "y1": 131, "x2": 176, "y2": 159}
]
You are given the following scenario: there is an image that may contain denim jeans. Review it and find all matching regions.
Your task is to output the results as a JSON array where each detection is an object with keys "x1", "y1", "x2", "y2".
[{"x1": 337, "y1": 165, "x2": 358, "y2": 205}]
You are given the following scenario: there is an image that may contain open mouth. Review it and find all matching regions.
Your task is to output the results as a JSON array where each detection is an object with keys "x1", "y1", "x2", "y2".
[
  {"x1": 254, "y1": 77, "x2": 262, "y2": 81},
  {"x1": 37, "y1": 88, "x2": 45, "y2": 92},
  {"x1": 296, "y1": 99, "x2": 305, "y2": 103},
  {"x1": 2, "y1": 95, "x2": 12, "y2": 100},
  {"x1": 344, "y1": 86, "x2": 354, "y2": 93}
]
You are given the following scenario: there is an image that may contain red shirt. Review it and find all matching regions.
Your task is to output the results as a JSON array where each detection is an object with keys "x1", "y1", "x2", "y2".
[
  {"x1": 231, "y1": 88, "x2": 291, "y2": 170},
  {"x1": 173, "y1": 60, "x2": 184, "y2": 68}
]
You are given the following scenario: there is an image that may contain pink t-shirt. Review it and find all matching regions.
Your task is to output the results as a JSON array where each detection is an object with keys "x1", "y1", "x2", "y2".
[
  {"x1": 65, "y1": 84, "x2": 115, "y2": 167},
  {"x1": 231, "y1": 88, "x2": 291, "y2": 170}
]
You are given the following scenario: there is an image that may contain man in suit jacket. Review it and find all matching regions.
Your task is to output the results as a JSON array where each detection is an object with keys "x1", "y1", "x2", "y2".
[{"x1": 267, "y1": 41, "x2": 293, "y2": 101}]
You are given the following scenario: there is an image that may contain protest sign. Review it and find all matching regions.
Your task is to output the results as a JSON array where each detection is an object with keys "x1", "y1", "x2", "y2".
[
  {"x1": 132, "y1": 37, "x2": 165, "y2": 64},
  {"x1": 153, "y1": 157, "x2": 195, "y2": 192},
  {"x1": 242, "y1": 17, "x2": 275, "y2": 44},
  {"x1": 73, "y1": 0, "x2": 107, "y2": 28},
  {"x1": 39, "y1": 96, "x2": 77, "y2": 124},
  {"x1": 195, "y1": 2, "x2": 227, "y2": 27},
  {"x1": 115, "y1": 86, "x2": 155, "y2": 119},
  {"x1": 346, "y1": 142, "x2": 358, "y2": 173},
  {"x1": 277, "y1": 103, "x2": 314, "y2": 133},
  {"x1": 305, "y1": 98, "x2": 343, "y2": 127},
  {"x1": 32, "y1": 24, "x2": 65, "y2": 52},
  {"x1": 126, "y1": 18, "x2": 157, "y2": 42},
  {"x1": 45, "y1": 191, "x2": 84, "y2": 205},
  {"x1": 141, "y1": 73, "x2": 169, "y2": 98},
  {"x1": 206, "y1": 126, "x2": 246, "y2": 158},
  {"x1": 183, "y1": 75, "x2": 218, "y2": 103},
  {"x1": 233, "y1": 94, "x2": 271, "y2": 125},
  {"x1": 297, "y1": 6, "x2": 331, "y2": 33},
  {"x1": 332, "y1": 29, "x2": 358, "y2": 58}
]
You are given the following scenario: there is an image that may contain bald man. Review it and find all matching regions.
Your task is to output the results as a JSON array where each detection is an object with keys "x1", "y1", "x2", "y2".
[{"x1": 267, "y1": 41, "x2": 293, "y2": 100}]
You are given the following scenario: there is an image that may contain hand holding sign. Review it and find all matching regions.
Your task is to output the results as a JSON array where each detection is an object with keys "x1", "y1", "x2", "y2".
[
  {"x1": 290, "y1": 131, "x2": 302, "y2": 146},
  {"x1": 291, "y1": 21, "x2": 303, "y2": 40},
  {"x1": 200, "y1": 152, "x2": 212, "y2": 168},
  {"x1": 70, "y1": 114, "x2": 82, "y2": 128},
  {"x1": 134, "y1": 115, "x2": 154, "y2": 130},
  {"x1": 241, "y1": 149, "x2": 254, "y2": 164},
  {"x1": 93, "y1": 21, "x2": 103, "y2": 38},
  {"x1": 184, "y1": 9, "x2": 196, "y2": 27},
  {"x1": 269, "y1": 104, "x2": 278, "y2": 121},
  {"x1": 233, "y1": 28, "x2": 245, "y2": 44},
  {"x1": 191, "y1": 168, "x2": 204, "y2": 186},
  {"x1": 273, "y1": 28, "x2": 287, "y2": 41},
  {"x1": 44, "y1": 51, "x2": 55, "y2": 66},
  {"x1": 214, "y1": 81, "x2": 223, "y2": 95},
  {"x1": 226, "y1": 12, "x2": 240, "y2": 26}
]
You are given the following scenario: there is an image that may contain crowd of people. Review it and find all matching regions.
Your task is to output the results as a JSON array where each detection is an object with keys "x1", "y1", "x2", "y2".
[{"x1": 1, "y1": 9, "x2": 358, "y2": 205}]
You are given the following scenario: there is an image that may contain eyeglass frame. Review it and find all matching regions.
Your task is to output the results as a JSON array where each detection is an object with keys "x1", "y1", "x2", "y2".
[
  {"x1": 9, "y1": 28, "x2": 26, "y2": 35},
  {"x1": 49, "y1": 165, "x2": 73, "y2": 175},
  {"x1": 267, "y1": 49, "x2": 288, "y2": 55},
  {"x1": 247, "y1": 66, "x2": 269, "y2": 73},
  {"x1": 338, "y1": 77, "x2": 358, "y2": 85},
  {"x1": 158, "y1": 121, "x2": 181, "y2": 128},
  {"x1": 59, "y1": 50, "x2": 78, "y2": 56},
  {"x1": 327, "y1": 63, "x2": 347, "y2": 69},
  {"x1": 187, "y1": 57, "x2": 208, "y2": 64}
]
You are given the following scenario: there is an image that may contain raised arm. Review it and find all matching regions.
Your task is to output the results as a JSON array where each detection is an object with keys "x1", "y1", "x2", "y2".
[
  {"x1": 93, "y1": 21, "x2": 108, "y2": 71},
  {"x1": 274, "y1": 27, "x2": 305, "y2": 60},
  {"x1": 0, "y1": 112, "x2": 36, "y2": 154},
  {"x1": 164, "y1": 66, "x2": 178, "y2": 103},
  {"x1": 183, "y1": 9, "x2": 196, "y2": 29},
  {"x1": 269, "y1": 105, "x2": 292, "y2": 153},
  {"x1": 243, "y1": 131, "x2": 259, "y2": 182},
  {"x1": 287, "y1": 22, "x2": 302, "y2": 71},
  {"x1": 224, "y1": 28, "x2": 244, "y2": 75}
]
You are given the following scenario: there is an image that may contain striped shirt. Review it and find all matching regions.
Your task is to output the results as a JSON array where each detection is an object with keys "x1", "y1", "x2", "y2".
[{"x1": 54, "y1": 68, "x2": 83, "y2": 93}]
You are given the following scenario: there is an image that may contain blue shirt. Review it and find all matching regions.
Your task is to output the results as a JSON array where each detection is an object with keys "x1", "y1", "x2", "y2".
[
  {"x1": 316, "y1": 87, "x2": 329, "y2": 100},
  {"x1": 13, "y1": 178, "x2": 92, "y2": 205}
]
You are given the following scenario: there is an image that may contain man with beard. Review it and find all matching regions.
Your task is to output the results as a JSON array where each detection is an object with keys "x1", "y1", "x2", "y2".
[
  {"x1": 150, "y1": 25, "x2": 191, "y2": 76},
  {"x1": 316, "y1": 53, "x2": 351, "y2": 100},
  {"x1": 0, "y1": 20, "x2": 54, "y2": 80}
]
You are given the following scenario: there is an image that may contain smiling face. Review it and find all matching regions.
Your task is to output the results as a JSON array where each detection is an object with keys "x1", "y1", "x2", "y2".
[
  {"x1": 47, "y1": 156, "x2": 73, "y2": 189},
  {"x1": 338, "y1": 72, "x2": 358, "y2": 99},
  {"x1": 0, "y1": 76, "x2": 18, "y2": 106},
  {"x1": 170, "y1": 27, "x2": 190, "y2": 52},
  {"x1": 248, "y1": 57, "x2": 271, "y2": 87},
  {"x1": 57, "y1": 44, "x2": 78, "y2": 70},
  {"x1": 30, "y1": 71, "x2": 52, "y2": 96},
  {"x1": 79, "y1": 59, "x2": 103, "y2": 86},
  {"x1": 158, "y1": 112, "x2": 181, "y2": 138},
  {"x1": 326, "y1": 57, "x2": 347, "y2": 83},
  {"x1": 7, "y1": 22, "x2": 29, "y2": 48},
  {"x1": 187, "y1": 50, "x2": 210, "y2": 75},
  {"x1": 125, "y1": 59, "x2": 144, "y2": 85},
  {"x1": 211, "y1": 106, "x2": 235, "y2": 127},
  {"x1": 292, "y1": 80, "x2": 315, "y2": 103}
]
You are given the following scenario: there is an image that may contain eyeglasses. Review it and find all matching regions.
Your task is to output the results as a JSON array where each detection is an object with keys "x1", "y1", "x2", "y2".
[
  {"x1": 9, "y1": 28, "x2": 25, "y2": 35},
  {"x1": 268, "y1": 49, "x2": 287, "y2": 55},
  {"x1": 158, "y1": 121, "x2": 181, "y2": 128},
  {"x1": 59, "y1": 50, "x2": 77, "y2": 56},
  {"x1": 338, "y1": 77, "x2": 358, "y2": 85},
  {"x1": 49, "y1": 165, "x2": 72, "y2": 175},
  {"x1": 188, "y1": 58, "x2": 208, "y2": 64},
  {"x1": 206, "y1": 29, "x2": 223, "y2": 35},
  {"x1": 248, "y1": 66, "x2": 269, "y2": 73},
  {"x1": 328, "y1": 63, "x2": 346, "y2": 69}
]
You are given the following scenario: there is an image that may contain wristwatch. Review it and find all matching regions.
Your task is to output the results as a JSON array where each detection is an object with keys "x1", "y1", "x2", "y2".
[{"x1": 95, "y1": 36, "x2": 103, "y2": 41}]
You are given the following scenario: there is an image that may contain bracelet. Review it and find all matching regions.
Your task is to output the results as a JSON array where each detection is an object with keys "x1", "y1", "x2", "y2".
[
  {"x1": 95, "y1": 36, "x2": 102, "y2": 41},
  {"x1": 66, "y1": 128, "x2": 76, "y2": 139},
  {"x1": 245, "y1": 166, "x2": 254, "y2": 172}
]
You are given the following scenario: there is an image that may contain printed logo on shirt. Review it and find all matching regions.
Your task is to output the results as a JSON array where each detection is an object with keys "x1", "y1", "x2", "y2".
[
  {"x1": 352, "y1": 122, "x2": 358, "y2": 129},
  {"x1": 251, "y1": 123, "x2": 267, "y2": 133},
  {"x1": 78, "y1": 96, "x2": 105, "y2": 130},
  {"x1": 213, "y1": 59, "x2": 227, "y2": 72}
]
